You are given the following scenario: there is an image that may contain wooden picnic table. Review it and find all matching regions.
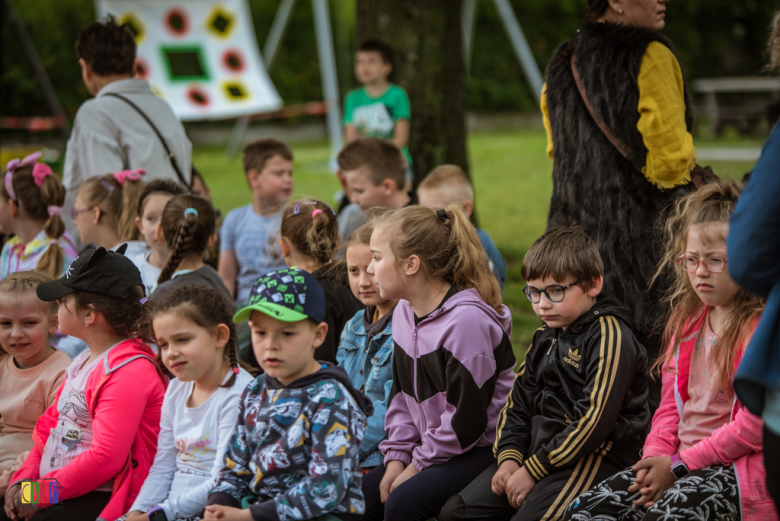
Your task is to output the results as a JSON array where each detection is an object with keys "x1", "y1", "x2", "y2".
[{"x1": 693, "y1": 76, "x2": 780, "y2": 137}]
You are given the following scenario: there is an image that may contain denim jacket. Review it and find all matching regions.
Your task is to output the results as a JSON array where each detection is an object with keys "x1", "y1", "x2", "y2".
[{"x1": 336, "y1": 308, "x2": 394, "y2": 468}]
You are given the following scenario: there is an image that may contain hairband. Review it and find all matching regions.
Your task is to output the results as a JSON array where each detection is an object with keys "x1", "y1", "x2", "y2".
[
  {"x1": 184, "y1": 208, "x2": 198, "y2": 217},
  {"x1": 100, "y1": 180, "x2": 115, "y2": 192},
  {"x1": 32, "y1": 163, "x2": 54, "y2": 187},
  {"x1": 232, "y1": 367, "x2": 239, "y2": 375},
  {"x1": 113, "y1": 168, "x2": 146, "y2": 187},
  {"x1": 311, "y1": 209, "x2": 323, "y2": 218},
  {"x1": 47, "y1": 206, "x2": 61, "y2": 217},
  {"x1": 49, "y1": 239, "x2": 59, "y2": 246},
  {"x1": 293, "y1": 201, "x2": 335, "y2": 216},
  {"x1": 436, "y1": 208, "x2": 449, "y2": 222},
  {"x1": 5, "y1": 151, "x2": 42, "y2": 200}
]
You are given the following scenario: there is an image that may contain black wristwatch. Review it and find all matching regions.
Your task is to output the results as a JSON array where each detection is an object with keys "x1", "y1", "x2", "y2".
[
  {"x1": 670, "y1": 453, "x2": 690, "y2": 480},
  {"x1": 148, "y1": 505, "x2": 168, "y2": 521}
]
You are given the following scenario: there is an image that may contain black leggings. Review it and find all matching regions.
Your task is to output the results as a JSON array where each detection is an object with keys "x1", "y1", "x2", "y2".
[
  {"x1": 0, "y1": 491, "x2": 110, "y2": 521},
  {"x1": 766, "y1": 425, "x2": 780, "y2": 513},
  {"x1": 354, "y1": 446, "x2": 495, "y2": 521}
]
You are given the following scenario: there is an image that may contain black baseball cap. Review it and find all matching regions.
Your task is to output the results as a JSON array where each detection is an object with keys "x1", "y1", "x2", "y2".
[
  {"x1": 36, "y1": 244, "x2": 145, "y2": 302},
  {"x1": 234, "y1": 267, "x2": 326, "y2": 324}
]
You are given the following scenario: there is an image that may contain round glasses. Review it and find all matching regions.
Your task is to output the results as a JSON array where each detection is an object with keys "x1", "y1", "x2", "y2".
[
  {"x1": 677, "y1": 255, "x2": 727, "y2": 274},
  {"x1": 523, "y1": 281, "x2": 580, "y2": 304}
]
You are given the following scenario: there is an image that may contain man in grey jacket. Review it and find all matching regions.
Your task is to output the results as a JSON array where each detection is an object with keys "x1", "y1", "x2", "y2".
[{"x1": 63, "y1": 15, "x2": 191, "y2": 241}]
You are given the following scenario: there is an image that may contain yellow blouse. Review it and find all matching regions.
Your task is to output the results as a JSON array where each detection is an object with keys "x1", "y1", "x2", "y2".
[{"x1": 542, "y1": 41, "x2": 696, "y2": 189}]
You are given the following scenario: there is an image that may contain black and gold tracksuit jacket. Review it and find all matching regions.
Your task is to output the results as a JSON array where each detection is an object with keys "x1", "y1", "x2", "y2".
[{"x1": 493, "y1": 295, "x2": 652, "y2": 481}]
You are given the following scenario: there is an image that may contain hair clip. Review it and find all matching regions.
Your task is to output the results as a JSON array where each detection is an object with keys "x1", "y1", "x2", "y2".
[
  {"x1": 293, "y1": 202, "x2": 301, "y2": 215},
  {"x1": 47, "y1": 206, "x2": 62, "y2": 217},
  {"x1": 232, "y1": 367, "x2": 239, "y2": 375},
  {"x1": 184, "y1": 208, "x2": 198, "y2": 218},
  {"x1": 100, "y1": 180, "x2": 115, "y2": 192},
  {"x1": 436, "y1": 208, "x2": 449, "y2": 222},
  {"x1": 139, "y1": 297, "x2": 149, "y2": 305},
  {"x1": 311, "y1": 209, "x2": 323, "y2": 218}
]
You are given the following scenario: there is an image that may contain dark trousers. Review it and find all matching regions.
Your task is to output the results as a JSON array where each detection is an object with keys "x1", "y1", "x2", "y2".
[
  {"x1": 562, "y1": 465, "x2": 740, "y2": 521},
  {"x1": 355, "y1": 446, "x2": 494, "y2": 521},
  {"x1": 766, "y1": 425, "x2": 780, "y2": 513},
  {"x1": 0, "y1": 491, "x2": 110, "y2": 521},
  {"x1": 439, "y1": 452, "x2": 620, "y2": 521}
]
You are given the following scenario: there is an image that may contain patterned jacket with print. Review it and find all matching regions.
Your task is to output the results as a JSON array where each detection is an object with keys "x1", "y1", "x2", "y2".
[{"x1": 208, "y1": 364, "x2": 373, "y2": 521}]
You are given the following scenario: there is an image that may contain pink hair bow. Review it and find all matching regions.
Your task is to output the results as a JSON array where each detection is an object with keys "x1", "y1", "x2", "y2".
[
  {"x1": 5, "y1": 151, "x2": 42, "y2": 200},
  {"x1": 113, "y1": 168, "x2": 146, "y2": 187},
  {"x1": 32, "y1": 163, "x2": 54, "y2": 187}
]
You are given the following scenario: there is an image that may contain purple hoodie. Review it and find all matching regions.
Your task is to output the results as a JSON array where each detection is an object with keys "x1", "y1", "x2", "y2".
[{"x1": 380, "y1": 288, "x2": 516, "y2": 471}]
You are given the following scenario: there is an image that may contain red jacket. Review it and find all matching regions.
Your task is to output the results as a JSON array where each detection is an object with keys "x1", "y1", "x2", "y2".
[
  {"x1": 643, "y1": 307, "x2": 777, "y2": 521},
  {"x1": 10, "y1": 338, "x2": 167, "y2": 521}
]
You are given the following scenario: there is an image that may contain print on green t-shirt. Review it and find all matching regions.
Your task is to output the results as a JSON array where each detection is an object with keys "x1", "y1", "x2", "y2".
[{"x1": 343, "y1": 83, "x2": 412, "y2": 165}]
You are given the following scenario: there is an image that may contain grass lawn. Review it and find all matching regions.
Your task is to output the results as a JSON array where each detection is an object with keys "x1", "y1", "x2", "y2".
[{"x1": 193, "y1": 128, "x2": 760, "y2": 362}]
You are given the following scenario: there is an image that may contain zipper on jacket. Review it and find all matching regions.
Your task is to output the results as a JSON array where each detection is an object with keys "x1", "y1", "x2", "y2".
[
  {"x1": 412, "y1": 326, "x2": 427, "y2": 432},
  {"x1": 547, "y1": 337, "x2": 557, "y2": 355}
]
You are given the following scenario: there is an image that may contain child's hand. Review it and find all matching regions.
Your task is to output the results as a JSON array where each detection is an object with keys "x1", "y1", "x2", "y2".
[
  {"x1": 380, "y1": 460, "x2": 406, "y2": 504},
  {"x1": 203, "y1": 504, "x2": 253, "y2": 521},
  {"x1": 125, "y1": 511, "x2": 149, "y2": 521},
  {"x1": 389, "y1": 463, "x2": 419, "y2": 495},
  {"x1": 4, "y1": 484, "x2": 22, "y2": 521},
  {"x1": 629, "y1": 456, "x2": 676, "y2": 508},
  {"x1": 492, "y1": 460, "x2": 521, "y2": 496},
  {"x1": 505, "y1": 465, "x2": 536, "y2": 509}
]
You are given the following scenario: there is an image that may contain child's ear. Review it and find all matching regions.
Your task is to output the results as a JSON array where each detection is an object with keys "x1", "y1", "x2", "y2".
[
  {"x1": 48, "y1": 313, "x2": 59, "y2": 335},
  {"x1": 135, "y1": 216, "x2": 143, "y2": 234},
  {"x1": 462, "y1": 200, "x2": 474, "y2": 218},
  {"x1": 280, "y1": 237, "x2": 292, "y2": 259},
  {"x1": 247, "y1": 168, "x2": 260, "y2": 187},
  {"x1": 312, "y1": 322, "x2": 329, "y2": 349},
  {"x1": 402, "y1": 254, "x2": 421, "y2": 277},
  {"x1": 206, "y1": 232, "x2": 218, "y2": 251},
  {"x1": 155, "y1": 223, "x2": 165, "y2": 244},
  {"x1": 383, "y1": 179, "x2": 397, "y2": 196},
  {"x1": 91, "y1": 206, "x2": 102, "y2": 225},
  {"x1": 8, "y1": 200, "x2": 19, "y2": 219},
  {"x1": 214, "y1": 323, "x2": 231, "y2": 349},
  {"x1": 587, "y1": 276, "x2": 604, "y2": 298}
]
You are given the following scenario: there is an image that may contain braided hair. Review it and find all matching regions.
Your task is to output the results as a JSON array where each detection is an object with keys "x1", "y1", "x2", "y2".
[
  {"x1": 147, "y1": 284, "x2": 250, "y2": 387},
  {"x1": 157, "y1": 195, "x2": 216, "y2": 284}
]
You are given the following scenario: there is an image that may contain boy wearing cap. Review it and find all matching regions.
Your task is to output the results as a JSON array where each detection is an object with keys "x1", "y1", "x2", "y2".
[{"x1": 205, "y1": 268, "x2": 374, "y2": 521}]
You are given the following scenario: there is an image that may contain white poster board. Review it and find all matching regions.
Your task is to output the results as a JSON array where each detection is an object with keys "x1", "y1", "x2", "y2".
[{"x1": 97, "y1": 0, "x2": 282, "y2": 121}]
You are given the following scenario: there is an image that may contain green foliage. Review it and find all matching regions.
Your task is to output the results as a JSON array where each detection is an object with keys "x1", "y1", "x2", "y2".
[{"x1": 2, "y1": 0, "x2": 777, "y2": 116}]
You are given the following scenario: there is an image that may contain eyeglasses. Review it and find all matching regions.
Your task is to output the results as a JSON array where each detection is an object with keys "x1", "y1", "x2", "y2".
[
  {"x1": 523, "y1": 281, "x2": 580, "y2": 304},
  {"x1": 677, "y1": 255, "x2": 728, "y2": 274},
  {"x1": 70, "y1": 206, "x2": 94, "y2": 220}
]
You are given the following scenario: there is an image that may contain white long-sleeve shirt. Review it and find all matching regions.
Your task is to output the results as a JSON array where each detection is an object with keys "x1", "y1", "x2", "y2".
[{"x1": 129, "y1": 369, "x2": 253, "y2": 520}]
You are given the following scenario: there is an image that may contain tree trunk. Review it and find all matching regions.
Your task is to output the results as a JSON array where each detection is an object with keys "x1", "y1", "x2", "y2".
[{"x1": 356, "y1": 0, "x2": 469, "y2": 186}]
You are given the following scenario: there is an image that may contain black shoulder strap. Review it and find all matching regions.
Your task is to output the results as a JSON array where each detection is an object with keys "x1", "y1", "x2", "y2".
[{"x1": 104, "y1": 92, "x2": 193, "y2": 191}]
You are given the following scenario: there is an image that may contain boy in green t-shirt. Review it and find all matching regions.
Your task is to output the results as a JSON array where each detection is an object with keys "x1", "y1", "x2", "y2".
[{"x1": 344, "y1": 40, "x2": 411, "y2": 168}]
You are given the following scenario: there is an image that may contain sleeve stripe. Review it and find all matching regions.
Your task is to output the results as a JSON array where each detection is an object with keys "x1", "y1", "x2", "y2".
[
  {"x1": 525, "y1": 454, "x2": 548, "y2": 480},
  {"x1": 493, "y1": 363, "x2": 523, "y2": 455},
  {"x1": 548, "y1": 316, "x2": 622, "y2": 466}
]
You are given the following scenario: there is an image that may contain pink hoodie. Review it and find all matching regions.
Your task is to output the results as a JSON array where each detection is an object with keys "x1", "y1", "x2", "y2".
[
  {"x1": 643, "y1": 307, "x2": 777, "y2": 521},
  {"x1": 10, "y1": 338, "x2": 167, "y2": 521}
]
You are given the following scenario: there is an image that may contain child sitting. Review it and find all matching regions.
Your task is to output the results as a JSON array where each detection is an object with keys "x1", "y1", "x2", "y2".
[
  {"x1": 564, "y1": 181, "x2": 775, "y2": 521},
  {"x1": 0, "y1": 152, "x2": 77, "y2": 278},
  {"x1": 336, "y1": 138, "x2": 415, "y2": 246},
  {"x1": 151, "y1": 195, "x2": 232, "y2": 308},
  {"x1": 0, "y1": 272, "x2": 70, "y2": 496},
  {"x1": 71, "y1": 169, "x2": 147, "y2": 255},
  {"x1": 417, "y1": 165, "x2": 506, "y2": 292},
  {"x1": 280, "y1": 199, "x2": 363, "y2": 364},
  {"x1": 357, "y1": 205, "x2": 515, "y2": 521},
  {"x1": 439, "y1": 226, "x2": 651, "y2": 521},
  {"x1": 3, "y1": 246, "x2": 167, "y2": 521},
  {"x1": 204, "y1": 268, "x2": 372, "y2": 521},
  {"x1": 127, "y1": 180, "x2": 187, "y2": 295},
  {"x1": 338, "y1": 220, "x2": 398, "y2": 470},
  {"x1": 218, "y1": 139, "x2": 292, "y2": 306},
  {"x1": 122, "y1": 285, "x2": 253, "y2": 521}
]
